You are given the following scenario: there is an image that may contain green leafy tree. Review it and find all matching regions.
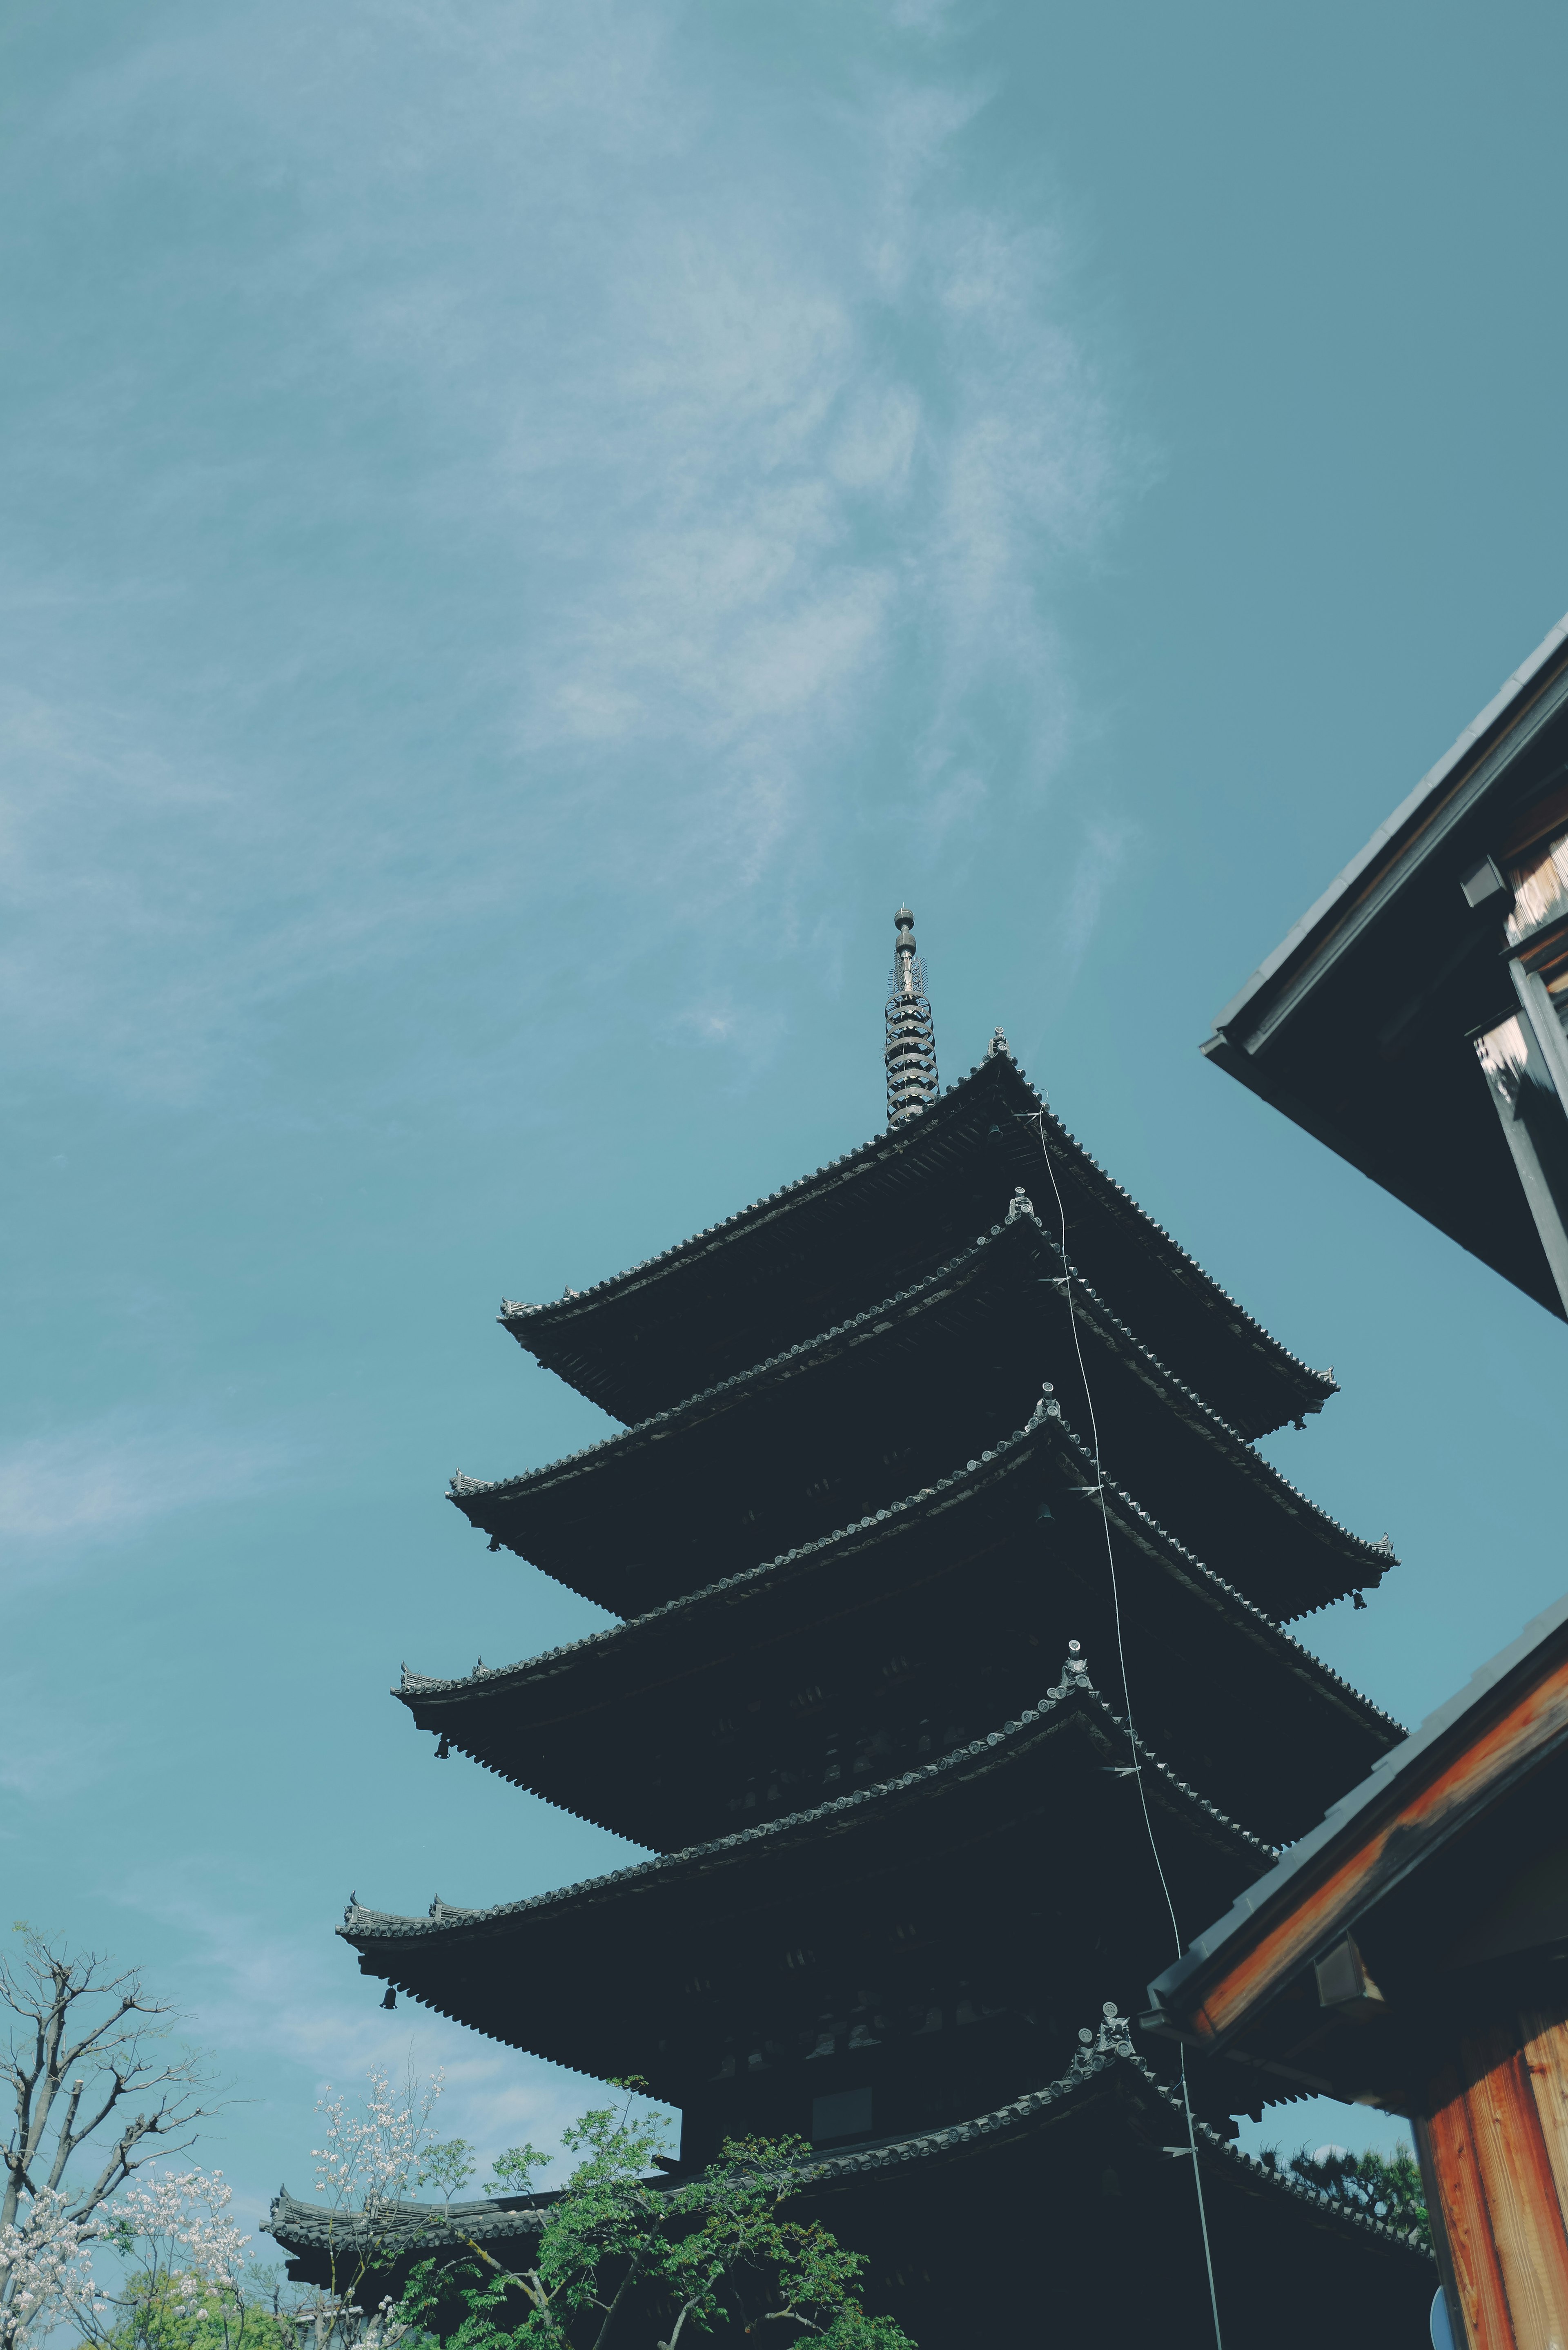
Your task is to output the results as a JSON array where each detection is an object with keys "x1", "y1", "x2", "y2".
[
  {"x1": 396, "y1": 2087, "x2": 915, "y2": 2350},
  {"x1": 96, "y1": 2265, "x2": 296, "y2": 2350},
  {"x1": 1259, "y1": 2142, "x2": 1430, "y2": 2245}
]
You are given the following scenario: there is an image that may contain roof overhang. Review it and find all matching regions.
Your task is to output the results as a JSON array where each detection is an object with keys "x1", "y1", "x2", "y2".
[
  {"x1": 1143, "y1": 1590, "x2": 1568, "y2": 2111},
  {"x1": 1205, "y1": 611, "x2": 1568, "y2": 1315}
]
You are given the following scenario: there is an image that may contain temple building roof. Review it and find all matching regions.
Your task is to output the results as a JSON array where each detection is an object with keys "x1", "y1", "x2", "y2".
[
  {"x1": 408, "y1": 1403, "x2": 1403, "y2": 1853},
  {"x1": 499, "y1": 1048, "x2": 1333, "y2": 1440},
  {"x1": 1205, "y1": 608, "x2": 1568, "y2": 1319},
  {"x1": 452, "y1": 1203, "x2": 1392, "y2": 1623},
  {"x1": 341, "y1": 1672, "x2": 1272, "y2": 2096},
  {"x1": 266, "y1": 2043, "x2": 1434, "y2": 2348}
]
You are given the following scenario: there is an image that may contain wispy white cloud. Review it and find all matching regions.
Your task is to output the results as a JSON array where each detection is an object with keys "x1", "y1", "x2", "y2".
[
  {"x1": 0, "y1": 0, "x2": 1134, "y2": 1113},
  {"x1": 0, "y1": 1410, "x2": 292, "y2": 1569}
]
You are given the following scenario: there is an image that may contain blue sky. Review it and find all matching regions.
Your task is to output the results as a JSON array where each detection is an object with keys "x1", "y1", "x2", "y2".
[{"x1": 5, "y1": 0, "x2": 1568, "y2": 2234}]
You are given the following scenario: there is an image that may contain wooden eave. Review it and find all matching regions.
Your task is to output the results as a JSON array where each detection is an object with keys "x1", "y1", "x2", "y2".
[
  {"x1": 341, "y1": 1681, "x2": 1271, "y2": 2093},
  {"x1": 452, "y1": 1206, "x2": 1392, "y2": 1623},
  {"x1": 405, "y1": 1408, "x2": 1403, "y2": 1853},
  {"x1": 1144, "y1": 1592, "x2": 1568, "y2": 2107},
  {"x1": 500, "y1": 1049, "x2": 1333, "y2": 1439},
  {"x1": 267, "y1": 2053, "x2": 1432, "y2": 2310},
  {"x1": 1204, "y1": 613, "x2": 1568, "y2": 1318}
]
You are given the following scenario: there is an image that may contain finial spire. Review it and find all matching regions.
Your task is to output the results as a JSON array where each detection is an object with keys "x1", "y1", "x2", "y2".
[{"x1": 885, "y1": 907, "x2": 938, "y2": 1127}]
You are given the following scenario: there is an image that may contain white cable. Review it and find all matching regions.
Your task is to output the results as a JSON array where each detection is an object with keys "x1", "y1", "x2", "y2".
[{"x1": 1032, "y1": 1108, "x2": 1225, "y2": 2350}]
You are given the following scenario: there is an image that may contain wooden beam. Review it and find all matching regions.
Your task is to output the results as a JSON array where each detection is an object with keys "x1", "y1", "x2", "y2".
[
  {"x1": 1184, "y1": 1653, "x2": 1568, "y2": 2048},
  {"x1": 1419, "y1": 2064, "x2": 1514, "y2": 2350},
  {"x1": 1460, "y1": 2024, "x2": 1568, "y2": 2347},
  {"x1": 1417, "y1": 2019, "x2": 1568, "y2": 2350},
  {"x1": 1521, "y1": 2001, "x2": 1568, "y2": 2248}
]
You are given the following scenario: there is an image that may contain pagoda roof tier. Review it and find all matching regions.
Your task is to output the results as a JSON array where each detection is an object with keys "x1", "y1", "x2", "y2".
[
  {"x1": 408, "y1": 1406, "x2": 1403, "y2": 1853},
  {"x1": 341, "y1": 1674, "x2": 1271, "y2": 2106},
  {"x1": 266, "y1": 2049, "x2": 1434, "y2": 2350},
  {"x1": 499, "y1": 1048, "x2": 1333, "y2": 1441},
  {"x1": 450, "y1": 1203, "x2": 1393, "y2": 1622}
]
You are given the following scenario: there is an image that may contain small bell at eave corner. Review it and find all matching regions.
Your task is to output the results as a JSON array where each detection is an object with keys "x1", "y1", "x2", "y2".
[{"x1": 381, "y1": 1987, "x2": 396, "y2": 2011}]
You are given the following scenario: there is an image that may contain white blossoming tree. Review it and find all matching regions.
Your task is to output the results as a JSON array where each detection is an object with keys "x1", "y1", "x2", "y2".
[
  {"x1": 78, "y1": 2167, "x2": 274, "y2": 2350},
  {"x1": 0, "y1": 1924, "x2": 223, "y2": 2348},
  {"x1": 292, "y1": 2065, "x2": 464, "y2": 2350}
]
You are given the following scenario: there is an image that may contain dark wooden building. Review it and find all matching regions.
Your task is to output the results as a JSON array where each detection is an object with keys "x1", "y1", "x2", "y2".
[
  {"x1": 1145, "y1": 1589, "x2": 1568, "y2": 2350},
  {"x1": 1205, "y1": 609, "x2": 1568, "y2": 1316},
  {"x1": 272, "y1": 924, "x2": 1435, "y2": 2344}
]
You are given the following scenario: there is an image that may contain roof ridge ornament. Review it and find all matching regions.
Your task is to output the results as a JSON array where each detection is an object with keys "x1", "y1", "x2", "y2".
[
  {"x1": 986, "y1": 1026, "x2": 1010, "y2": 1059},
  {"x1": 884, "y1": 907, "x2": 938, "y2": 1129},
  {"x1": 1070, "y1": 2001, "x2": 1135, "y2": 2073}
]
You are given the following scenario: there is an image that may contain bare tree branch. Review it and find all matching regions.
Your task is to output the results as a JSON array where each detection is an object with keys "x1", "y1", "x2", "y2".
[{"x1": 1, "y1": 1924, "x2": 223, "y2": 2252}]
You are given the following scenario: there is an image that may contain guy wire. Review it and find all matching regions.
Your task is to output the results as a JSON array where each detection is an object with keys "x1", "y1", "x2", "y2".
[{"x1": 1031, "y1": 1107, "x2": 1225, "y2": 2350}]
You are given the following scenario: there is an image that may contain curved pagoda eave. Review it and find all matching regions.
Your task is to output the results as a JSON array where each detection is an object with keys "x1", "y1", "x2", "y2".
[
  {"x1": 454, "y1": 1205, "x2": 1396, "y2": 1624},
  {"x1": 266, "y1": 2049, "x2": 1433, "y2": 2280},
  {"x1": 500, "y1": 1049, "x2": 1333, "y2": 1442},
  {"x1": 406, "y1": 1407, "x2": 1405, "y2": 1853},
  {"x1": 265, "y1": 2053, "x2": 1434, "y2": 2350},
  {"x1": 341, "y1": 1676, "x2": 1273, "y2": 2094}
]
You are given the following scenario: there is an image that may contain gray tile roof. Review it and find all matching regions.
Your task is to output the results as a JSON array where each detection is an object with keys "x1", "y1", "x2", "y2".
[
  {"x1": 406, "y1": 1399, "x2": 1402, "y2": 1746},
  {"x1": 343, "y1": 1669, "x2": 1277, "y2": 1951},
  {"x1": 450, "y1": 1200, "x2": 1390, "y2": 1603},
  {"x1": 497, "y1": 1046, "x2": 1334, "y2": 1398},
  {"x1": 266, "y1": 2042, "x2": 1431, "y2": 2266}
]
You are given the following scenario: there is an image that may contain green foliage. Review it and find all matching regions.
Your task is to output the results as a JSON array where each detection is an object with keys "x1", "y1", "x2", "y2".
[
  {"x1": 483, "y1": 2149, "x2": 549, "y2": 2202},
  {"x1": 96, "y1": 2270, "x2": 295, "y2": 2350},
  {"x1": 419, "y1": 2144, "x2": 479, "y2": 2205},
  {"x1": 394, "y1": 2092, "x2": 916, "y2": 2350},
  {"x1": 1258, "y1": 2142, "x2": 1430, "y2": 2245}
]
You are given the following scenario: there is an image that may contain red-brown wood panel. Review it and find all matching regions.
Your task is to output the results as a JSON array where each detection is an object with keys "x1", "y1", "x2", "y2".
[
  {"x1": 1523, "y1": 2003, "x2": 1568, "y2": 2246},
  {"x1": 1424, "y1": 2058, "x2": 1517, "y2": 2349},
  {"x1": 1460, "y1": 2025, "x2": 1568, "y2": 2350}
]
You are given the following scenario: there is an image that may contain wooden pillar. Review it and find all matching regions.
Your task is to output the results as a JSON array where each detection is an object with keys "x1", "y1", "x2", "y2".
[{"x1": 1416, "y1": 1998, "x2": 1568, "y2": 2349}]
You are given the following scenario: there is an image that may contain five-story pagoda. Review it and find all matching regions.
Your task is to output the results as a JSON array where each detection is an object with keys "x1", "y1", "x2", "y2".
[{"x1": 275, "y1": 912, "x2": 1435, "y2": 2346}]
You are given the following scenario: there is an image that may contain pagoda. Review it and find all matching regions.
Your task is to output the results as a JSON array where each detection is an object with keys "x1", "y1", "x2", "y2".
[{"x1": 277, "y1": 911, "x2": 1436, "y2": 2345}]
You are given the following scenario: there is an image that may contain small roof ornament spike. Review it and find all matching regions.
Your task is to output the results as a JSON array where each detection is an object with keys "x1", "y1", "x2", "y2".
[{"x1": 884, "y1": 906, "x2": 939, "y2": 1130}]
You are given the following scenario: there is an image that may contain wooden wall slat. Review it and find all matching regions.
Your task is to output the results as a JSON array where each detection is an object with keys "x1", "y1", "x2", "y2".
[
  {"x1": 1461, "y1": 2026, "x2": 1568, "y2": 2350},
  {"x1": 1522, "y1": 2002, "x2": 1568, "y2": 2239},
  {"x1": 1426, "y1": 2058, "x2": 1517, "y2": 2349}
]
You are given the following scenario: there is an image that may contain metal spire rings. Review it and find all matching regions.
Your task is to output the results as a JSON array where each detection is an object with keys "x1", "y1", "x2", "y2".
[{"x1": 885, "y1": 905, "x2": 938, "y2": 1128}]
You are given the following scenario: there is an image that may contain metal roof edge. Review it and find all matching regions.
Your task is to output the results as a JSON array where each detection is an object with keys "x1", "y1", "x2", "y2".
[{"x1": 1210, "y1": 607, "x2": 1568, "y2": 1041}]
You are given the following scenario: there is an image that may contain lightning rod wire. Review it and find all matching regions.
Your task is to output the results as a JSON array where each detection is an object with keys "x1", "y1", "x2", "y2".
[{"x1": 1031, "y1": 1107, "x2": 1225, "y2": 2350}]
